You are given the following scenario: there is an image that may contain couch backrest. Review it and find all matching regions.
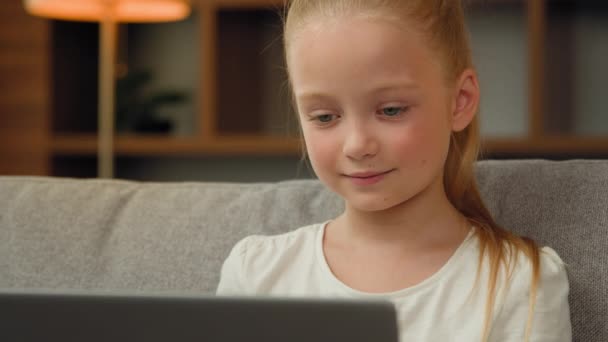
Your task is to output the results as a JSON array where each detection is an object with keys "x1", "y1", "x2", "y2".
[{"x1": 0, "y1": 159, "x2": 606, "y2": 341}]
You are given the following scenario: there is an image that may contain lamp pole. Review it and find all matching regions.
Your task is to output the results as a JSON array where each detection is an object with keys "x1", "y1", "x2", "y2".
[{"x1": 98, "y1": 1, "x2": 117, "y2": 178}]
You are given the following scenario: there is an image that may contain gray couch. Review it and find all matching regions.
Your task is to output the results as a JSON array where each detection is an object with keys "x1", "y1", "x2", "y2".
[{"x1": 1, "y1": 159, "x2": 606, "y2": 341}]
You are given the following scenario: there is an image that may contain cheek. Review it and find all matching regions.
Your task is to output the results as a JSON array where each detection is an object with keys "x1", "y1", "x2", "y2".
[
  {"x1": 420, "y1": 119, "x2": 452, "y2": 166},
  {"x1": 301, "y1": 128, "x2": 337, "y2": 174},
  {"x1": 392, "y1": 116, "x2": 451, "y2": 164}
]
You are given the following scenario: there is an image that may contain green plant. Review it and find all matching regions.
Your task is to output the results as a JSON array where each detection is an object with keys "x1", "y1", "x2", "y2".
[{"x1": 115, "y1": 69, "x2": 188, "y2": 133}]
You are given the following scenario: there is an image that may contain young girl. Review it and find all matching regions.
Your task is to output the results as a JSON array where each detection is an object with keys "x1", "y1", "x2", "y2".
[{"x1": 217, "y1": 1, "x2": 571, "y2": 341}]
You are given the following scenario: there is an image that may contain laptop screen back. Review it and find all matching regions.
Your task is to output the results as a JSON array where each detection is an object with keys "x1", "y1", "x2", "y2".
[{"x1": 0, "y1": 291, "x2": 399, "y2": 342}]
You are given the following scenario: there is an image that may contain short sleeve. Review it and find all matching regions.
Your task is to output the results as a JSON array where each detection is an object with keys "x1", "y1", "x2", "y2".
[
  {"x1": 489, "y1": 247, "x2": 572, "y2": 341},
  {"x1": 215, "y1": 237, "x2": 251, "y2": 296}
]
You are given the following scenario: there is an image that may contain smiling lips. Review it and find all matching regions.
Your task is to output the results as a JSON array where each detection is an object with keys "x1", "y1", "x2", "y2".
[{"x1": 344, "y1": 169, "x2": 395, "y2": 186}]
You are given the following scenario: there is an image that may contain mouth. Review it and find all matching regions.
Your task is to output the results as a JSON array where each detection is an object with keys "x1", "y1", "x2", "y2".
[
  {"x1": 345, "y1": 169, "x2": 395, "y2": 179},
  {"x1": 342, "y1": 169, "x2": 395, "y2": 186}
]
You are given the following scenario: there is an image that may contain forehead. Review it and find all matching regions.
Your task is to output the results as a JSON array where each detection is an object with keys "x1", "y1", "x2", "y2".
[{"x1": 287, "y1": 16, "x2": 442, "y2": 96}]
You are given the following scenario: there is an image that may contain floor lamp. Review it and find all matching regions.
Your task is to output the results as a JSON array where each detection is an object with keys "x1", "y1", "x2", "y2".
[{"x1": 24, "y1": 0, "x2": 190, "y2": 178}]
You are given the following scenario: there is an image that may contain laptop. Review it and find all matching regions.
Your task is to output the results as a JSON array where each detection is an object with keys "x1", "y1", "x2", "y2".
[{"x1": 0, "y1": 289, "x2": 399, "y2": 342}]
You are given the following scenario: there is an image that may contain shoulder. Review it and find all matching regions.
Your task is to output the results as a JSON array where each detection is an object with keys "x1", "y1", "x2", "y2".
[
  {"x1": 537, "y1": 247, "x2": 569, "y2": 295},
  {"x1": 493, "y1": 244, "x2": 569, "y2": 308},
  {"x1": 216, "y1": 223, "x2": 324, "y2": 295},
  {"x1": 490, "y1": 244, "x2": 571, "y2": 340},
  {"x1": 509, "y1": 246, "x2": 569, "y2": 299},
  {"x1": 471, "y1": 235, "x2": 569, "y2": 295},
  {"x1": 469, "y1": 235, "x2": 569, "y2": 304},
  {"x1": 231, "y1": 223, "x2": 322, "y2": 263}
]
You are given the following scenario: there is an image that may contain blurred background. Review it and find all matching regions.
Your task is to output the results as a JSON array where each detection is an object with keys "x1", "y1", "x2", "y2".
[{"x1": 1, "y1": 0, "x2": 607, "y2": 182}]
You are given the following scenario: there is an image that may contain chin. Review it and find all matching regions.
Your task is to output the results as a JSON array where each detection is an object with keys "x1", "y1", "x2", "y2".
[{"x1": 344, "y1": 193, "x2": 410, "y2": 213}]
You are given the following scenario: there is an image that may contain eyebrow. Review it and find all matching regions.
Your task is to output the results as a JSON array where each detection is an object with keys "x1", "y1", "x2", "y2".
[
  {"x1": 296, "y1": 92, "x2": 333, "y2": 103},
  {"x1": 369, "y1": 82, "x2": 420, "y2": 94},
  {"x1": 297, "y1": 82, "x2": 420, "y2": 102}
]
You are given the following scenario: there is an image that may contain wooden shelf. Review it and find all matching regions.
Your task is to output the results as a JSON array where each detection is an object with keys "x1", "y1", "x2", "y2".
[
  {"x1": 51, "y1": 134, "x2": 302, "y2": 156},
  {"x1": 51, "y1": 134, "x2": 608, "y2": 158},
  {"x1": 483, "y1": 137, "x2": 608, "y2": 156}
]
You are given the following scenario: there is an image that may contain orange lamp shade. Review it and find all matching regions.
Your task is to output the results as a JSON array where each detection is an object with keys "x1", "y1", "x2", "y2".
[{"x1": 24, "y1": 0, "x2": 190, "y2": 22}]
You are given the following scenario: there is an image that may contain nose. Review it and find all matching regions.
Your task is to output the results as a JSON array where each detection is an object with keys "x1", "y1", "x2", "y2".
[{"x1": 342, "y1": 121, "x2": 378, "y2": 160}]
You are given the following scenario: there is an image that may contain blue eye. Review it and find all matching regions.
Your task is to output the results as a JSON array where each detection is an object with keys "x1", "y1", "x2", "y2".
[
  {"x1": 382, "y1": 107, "x2": 404, "y2": 116},
  {"x1": 316, "y1": 114, "x2": 335, "y2": 123}
]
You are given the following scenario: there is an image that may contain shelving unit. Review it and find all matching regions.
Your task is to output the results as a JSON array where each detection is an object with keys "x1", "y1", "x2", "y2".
[
  {"x1": 44, "y1": 0, "x2": 608, "y2": 157},
  {"x1": 2, "y1": 0, "x2": 607, "y2": 178}
]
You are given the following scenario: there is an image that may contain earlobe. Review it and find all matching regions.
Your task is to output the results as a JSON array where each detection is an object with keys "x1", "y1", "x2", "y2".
[{"x1": 451, "y1": 69, "x2": 480, "y2": 132}]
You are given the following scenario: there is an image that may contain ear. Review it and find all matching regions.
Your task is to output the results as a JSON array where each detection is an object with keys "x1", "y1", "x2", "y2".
[{"x1": 450, "y1": 69, "x2": 480, "y2": 132}]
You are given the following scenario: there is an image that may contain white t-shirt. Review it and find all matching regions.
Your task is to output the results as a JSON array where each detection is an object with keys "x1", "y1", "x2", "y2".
[{"x1": 216, "y1": 222, "x2": 571, "y2": 341}]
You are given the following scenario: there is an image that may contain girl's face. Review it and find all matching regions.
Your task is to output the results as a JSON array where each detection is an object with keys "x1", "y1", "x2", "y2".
[{"x1": 288, "y1": 16, "x2": 472, "y2": 212}]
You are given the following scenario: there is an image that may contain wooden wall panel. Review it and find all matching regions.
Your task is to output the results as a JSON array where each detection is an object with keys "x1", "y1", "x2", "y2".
[{"x1": 0, "y1": 0, "x2": 50, "y2": 175}]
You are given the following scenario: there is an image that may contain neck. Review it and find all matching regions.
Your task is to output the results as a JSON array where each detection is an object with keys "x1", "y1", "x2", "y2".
[{"x1": 334, "y1": 176, "x2": 469, "y2": 250}]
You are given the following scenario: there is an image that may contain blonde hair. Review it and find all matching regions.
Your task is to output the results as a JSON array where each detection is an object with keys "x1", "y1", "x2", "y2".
[{"x1": 283, "y1": 1, "x2": 541, "y2": 340}]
